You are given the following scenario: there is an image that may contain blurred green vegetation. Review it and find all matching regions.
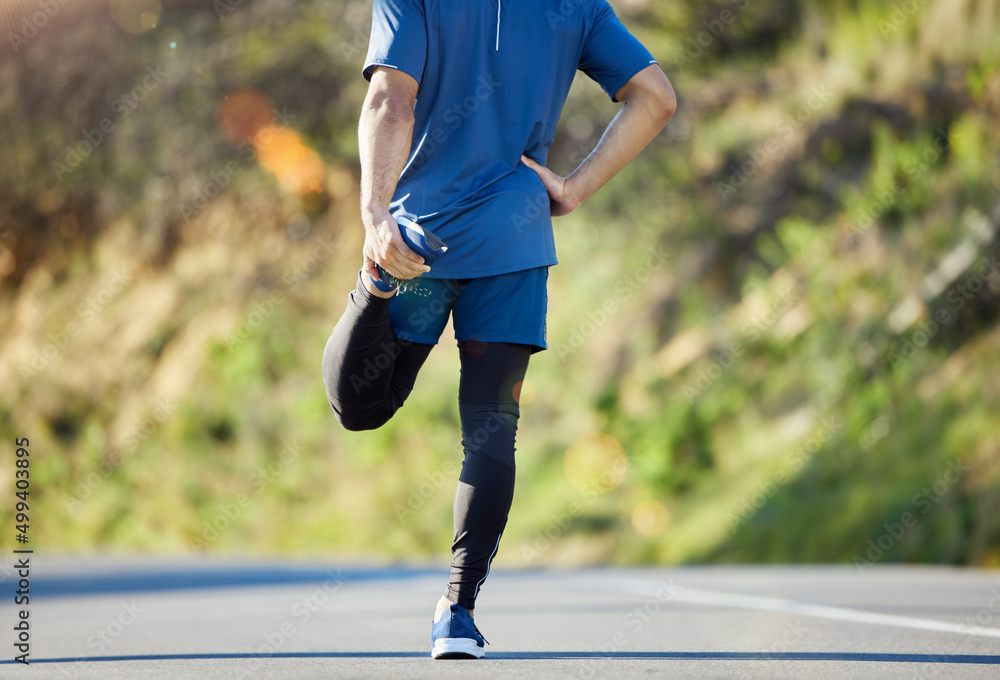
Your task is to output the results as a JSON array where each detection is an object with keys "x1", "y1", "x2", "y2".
[{"x1": 1, "y1": 0, "x2": 999, "y2": 570}]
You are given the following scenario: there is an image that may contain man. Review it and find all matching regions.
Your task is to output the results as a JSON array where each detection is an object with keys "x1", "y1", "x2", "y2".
[{"x1": 322, "y1": 0, "x2": 675, "y2": 660}]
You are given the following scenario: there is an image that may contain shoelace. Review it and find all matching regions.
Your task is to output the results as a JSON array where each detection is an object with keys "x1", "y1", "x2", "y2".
[
  {"x1": 375, "y1": 265, "x2": 431, "y2": 297},
  {"x1": 474, "y1": 623, "x2": 490, "y2": 646}
]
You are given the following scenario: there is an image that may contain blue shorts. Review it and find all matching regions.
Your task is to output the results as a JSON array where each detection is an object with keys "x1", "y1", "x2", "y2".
[{"x1": 388, "y1": 267, "x2": 548, "y2": 352}]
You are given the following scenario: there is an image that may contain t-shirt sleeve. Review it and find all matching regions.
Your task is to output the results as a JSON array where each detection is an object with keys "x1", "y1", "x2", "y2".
[
  {"x1": 578, "y1": 1, "x2": 658, "y2": 102},
  {"x1": 363, "y1": 0, "x2": 427, "y2": 83}
]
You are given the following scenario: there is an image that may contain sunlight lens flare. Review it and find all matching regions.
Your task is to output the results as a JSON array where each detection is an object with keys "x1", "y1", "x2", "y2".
[
  {"x1": 512, "y1": 380, "x2": 536, "y2": 405},
  {"x1": 631, "y1": 499, "x2": 670, "y2": 537},
  {"x1": 563, "y1": 431, "x2": 627, "y2": 495},
  {"x1": 216, "y1": 89, "x2": 274, "y2": 145},
  {"x1": 109, "y1": 0, "x2": 161, "y2": 34},
  {"x1": 253, "y1": 125, "x2": 325, "y2": 196},
  {"x1": 216, "y1": 90, "x2": 326, "y2": 197}
]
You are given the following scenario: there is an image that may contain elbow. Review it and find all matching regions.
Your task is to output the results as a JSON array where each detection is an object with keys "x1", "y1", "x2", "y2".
[
  {"x1": 637, "y1": 89, "x2": 674, "y2": 131},
  {"x1": 629, "y1": 75, "x2": 676, "y2": 129},
  {"x1": 656, "y1": 84, "x2": 677, "y2": 128}
]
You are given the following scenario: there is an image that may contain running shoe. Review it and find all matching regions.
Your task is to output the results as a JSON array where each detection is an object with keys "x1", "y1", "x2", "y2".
[
  {"x1": 430, "y1": 603, "x2": 487, "y2": 659},
  {"x1": 369, "y1": 214, "x2": 448, "y2": 295}
]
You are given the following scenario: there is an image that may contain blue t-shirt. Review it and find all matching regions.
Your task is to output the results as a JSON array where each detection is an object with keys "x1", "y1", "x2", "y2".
[{"x1": 364, "y1": 0, "x2": 656, "y2": 279}]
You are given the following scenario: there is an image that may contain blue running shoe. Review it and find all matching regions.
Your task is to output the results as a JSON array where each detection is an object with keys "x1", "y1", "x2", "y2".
[
  {"x1": 431, "y1": 604, "x2": 487, "y2": 659},
  {"x1": 369, "y1": 214, "x2": 448, "y2": 296}
]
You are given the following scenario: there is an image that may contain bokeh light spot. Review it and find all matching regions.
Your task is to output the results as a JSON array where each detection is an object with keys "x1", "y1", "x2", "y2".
[
  {"x1": 631, "y1": 499, "x2": 670, "y2": 537},
  {"x1": 325, "y1": 164, "x2": 355, "y2": 201},
  {"x1": 563, "y1": 431, "x2": 627, "y2": 495},
  {"x1": 254, "y1": 126, "x2": 325, "y2": 196},
  {"x1": 110, "y1": 0, "x2": 162, "y2": 34},
  {"x1": 216, "y1": 89, "x2": 274, "y2": 145},
  {"x1": 464, "y1": 339, "x2": 488, "y2": 357},
  {"x1": 512, "y1": 380, "x2": 536, "y2": 405}
]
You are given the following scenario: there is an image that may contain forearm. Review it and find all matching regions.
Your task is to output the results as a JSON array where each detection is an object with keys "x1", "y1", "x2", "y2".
[
  {"x1": 358, "y1": 91, "x2": 415, "y2": 224},
  {"x1": 567, "y1": 93, "x2": 673, "y2": 204}
]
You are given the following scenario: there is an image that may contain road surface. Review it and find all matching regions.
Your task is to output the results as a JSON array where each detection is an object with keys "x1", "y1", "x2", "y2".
[{"x1": 1, "y1": 556, "x2": 998, "y2": 678}]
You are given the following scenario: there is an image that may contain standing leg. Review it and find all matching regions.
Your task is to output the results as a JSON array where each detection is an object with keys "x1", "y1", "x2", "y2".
[
  {"x1": 445, "y1": 341, "x2": 531, "y2": 610},
  {"x1": 322, "y1": 272, "x2": 434, "y2": 431}
]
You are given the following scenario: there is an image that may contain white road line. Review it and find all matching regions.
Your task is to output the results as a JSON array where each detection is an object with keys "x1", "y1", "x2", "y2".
[{"x1": 603, "y1": 578, "x2": 1000, "y2": 639}]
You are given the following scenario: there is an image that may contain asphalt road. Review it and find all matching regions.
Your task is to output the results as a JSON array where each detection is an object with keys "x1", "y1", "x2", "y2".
[{"x1": 0, "y1": 557, "x2": 998, "y2": 679}]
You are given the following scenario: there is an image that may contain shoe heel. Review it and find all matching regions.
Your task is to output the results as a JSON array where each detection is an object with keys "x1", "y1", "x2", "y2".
[{"x1": 368, "y1": 265, "x2": 398, "y2": 293}]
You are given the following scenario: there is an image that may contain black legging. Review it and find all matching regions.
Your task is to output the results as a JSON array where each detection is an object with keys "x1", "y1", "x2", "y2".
[{"x1": 322, "y1": 274, "x2": 530, "y2": 610}]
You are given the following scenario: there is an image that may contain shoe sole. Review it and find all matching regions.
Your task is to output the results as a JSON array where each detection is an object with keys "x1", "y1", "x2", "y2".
[
  {"x1": 431, "y1": 638, "x2": 485, "y2": 659},
  {"x1": 397, "y1": 215, "x2": 448, "y2": 262}
]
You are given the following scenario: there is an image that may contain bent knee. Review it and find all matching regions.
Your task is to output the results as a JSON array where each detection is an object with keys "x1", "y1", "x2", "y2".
[{"x1": 330, "y1": 401, "x2": 388, "y2": 432}]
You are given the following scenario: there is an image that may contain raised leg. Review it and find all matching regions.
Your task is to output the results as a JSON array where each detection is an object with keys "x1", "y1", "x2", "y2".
[{"x1": 322, "y1": 272, "x2": 433, "y2": 431}]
